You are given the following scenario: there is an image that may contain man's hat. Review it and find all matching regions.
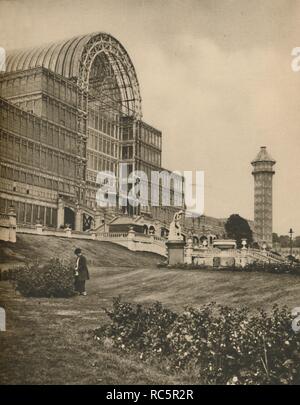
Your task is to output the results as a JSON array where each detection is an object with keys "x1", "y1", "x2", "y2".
[{"x1": 74, "y1": 248, "x2": 81, "y2": 255}]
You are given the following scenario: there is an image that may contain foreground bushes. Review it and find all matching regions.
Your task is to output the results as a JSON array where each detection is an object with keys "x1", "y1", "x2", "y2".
[
  {"x1": 14, "y1": 258, "x2": 75, "y2": 298},
  {"x1": 237, "y1": 262, "x2": 299, "y2": 275},
  {"x1": 165, "y1": 262, "x2": 300, "y2": 275},
  {"x1": 95, "y1": 298, "x2": 300, "y2": 385},
  {"x1": 0, "y1": 268, "x2": 19, "y2": 281}
]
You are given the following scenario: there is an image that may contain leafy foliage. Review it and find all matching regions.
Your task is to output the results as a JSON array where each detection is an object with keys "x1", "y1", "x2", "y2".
[
  {"x1": 0, "y1": 268, "x2": 19, "y2": 281},
  {"x1": 273, "y1": 234, "x2": 300, "y2": 248},
  {"x1": 14, "y1": 258, "x2": 75, "y2": 298},
  {"x1": 95, "y1": 298, "x2": 300, "y2": 385},
  {"x1": 165, "y1": 262, "x2": 300, "y2": 275},
  {"x1": 225, "y1": 214, "x2": 253, "y2": 247}
]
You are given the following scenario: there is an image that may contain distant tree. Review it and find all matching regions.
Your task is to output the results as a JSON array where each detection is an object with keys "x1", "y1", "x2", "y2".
[
  {"x1": 276, "y1": 234, "x2": 300, "y2": 248},
  {"x1": 294, "y1": 236, "x2": 300, "y2": 247},
  {"x1": 225, "y1": 214, "x2": 253, "y2": 248},
  {"x1": 278, "y1": 235, "x2": 290, "y2": 248},
  {"x1": 272, "y1": 233, "x2": 279, "y2": 244}
]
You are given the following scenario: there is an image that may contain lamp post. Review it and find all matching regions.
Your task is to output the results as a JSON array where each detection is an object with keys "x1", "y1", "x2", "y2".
[{"x1": 289, "y1": 228, "x2": 294, "y2": 256}]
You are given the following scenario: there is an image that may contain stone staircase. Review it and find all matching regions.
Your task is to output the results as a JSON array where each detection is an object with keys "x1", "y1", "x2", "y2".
[{"x1": 247, "y1": 249, "x2": 287, "y2": 264}]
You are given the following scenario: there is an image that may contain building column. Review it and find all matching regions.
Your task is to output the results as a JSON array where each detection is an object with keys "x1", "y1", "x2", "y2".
[
  {"x1": 57, "y1": 198, "x2": 64, "y2": 228},
  {"x1": 8, "y1": 206, "x2": 17, "y2": 243},
  {"x1": 75, "y1": 205, "x2": 82, "y2": 231},
  {"x1": 94, "y1": 209, "x2": 102, "y2": 229}
]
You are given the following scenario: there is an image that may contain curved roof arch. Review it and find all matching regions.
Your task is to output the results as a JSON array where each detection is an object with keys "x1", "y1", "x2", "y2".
[{"x1": 6, "y1": 32, "x2": 142, "y2": 118}]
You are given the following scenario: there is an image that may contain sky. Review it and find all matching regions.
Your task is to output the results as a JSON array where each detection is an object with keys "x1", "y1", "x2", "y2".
[{"x1": 0, "y1": 0, "x2": 299, "y2": 235}]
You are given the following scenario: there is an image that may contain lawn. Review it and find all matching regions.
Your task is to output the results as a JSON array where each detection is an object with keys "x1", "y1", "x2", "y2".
[{"x1": 0, "y1": 235, "x2": 300, "y2": 384}]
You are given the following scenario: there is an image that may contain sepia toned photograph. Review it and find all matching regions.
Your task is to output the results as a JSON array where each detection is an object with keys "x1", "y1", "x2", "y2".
[{"x1": 0, "y1": 0, "x2": 299, "y2": 389}]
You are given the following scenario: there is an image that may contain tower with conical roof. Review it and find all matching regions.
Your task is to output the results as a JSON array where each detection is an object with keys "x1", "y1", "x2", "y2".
[{"x1": 251, "y1": 146, "x2": 276, "y2": 247}]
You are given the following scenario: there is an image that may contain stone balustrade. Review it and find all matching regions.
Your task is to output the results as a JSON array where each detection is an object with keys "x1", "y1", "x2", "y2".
[
  {"x1": 167, "y1": 236, "x2": 288, "y2": 267},
  {"x1": 14, "y1": 224, "x2": 167, "y2": 256}
]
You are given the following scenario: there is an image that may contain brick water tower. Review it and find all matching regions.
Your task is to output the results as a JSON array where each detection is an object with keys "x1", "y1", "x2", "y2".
[{"x1": 251, "y1": 146, "x2": 276, "y2": 248}]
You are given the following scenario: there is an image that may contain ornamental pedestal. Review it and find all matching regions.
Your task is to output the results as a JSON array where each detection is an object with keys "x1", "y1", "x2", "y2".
[{"x1": 166, "y1": 240, "x2": 186, "y2": 266}]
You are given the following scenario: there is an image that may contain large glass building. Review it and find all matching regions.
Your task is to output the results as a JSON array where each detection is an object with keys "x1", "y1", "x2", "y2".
[{"x1": 0, "y1": 33, "x2": 184, "y2": 232}]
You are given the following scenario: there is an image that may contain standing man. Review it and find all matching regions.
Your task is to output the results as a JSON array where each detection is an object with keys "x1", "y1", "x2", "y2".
[{"x1": 74, "y1": 248, "x2": 89, "y2": 296}]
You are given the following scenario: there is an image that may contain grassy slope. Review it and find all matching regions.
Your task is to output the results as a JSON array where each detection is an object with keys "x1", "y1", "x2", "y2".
[
  {"x1": 0, "y1": 234, "x2": 163, "y2": 268},
  {"x1": 0, "y1": 235, "x2": 300, "y2": 384}
]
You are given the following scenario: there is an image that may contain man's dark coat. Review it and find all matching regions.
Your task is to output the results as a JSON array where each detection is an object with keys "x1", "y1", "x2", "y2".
[{"x1": 77, "y1": 255, "x2": 90, "y2": 281}]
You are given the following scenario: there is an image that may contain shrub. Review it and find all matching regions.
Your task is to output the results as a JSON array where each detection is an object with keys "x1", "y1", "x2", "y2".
[
  {"x1": 96, "y1": 298, "x2": 176, "y2": 357},
  {"x1": 14, "y1": 258, "x2": 75, "y2": 298},
  {"x1": 241, "y1": 262, "x2": 297, "y2": 275},
  {"x1": 0, "y1": 268, "x2": 20, "y2": 281},
  {"x1": 95, "y1": 298, "x2": 300, "y2": 385},
  {"x1": 163, "y1": 262, "x2": 300, "y2": 275}
]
